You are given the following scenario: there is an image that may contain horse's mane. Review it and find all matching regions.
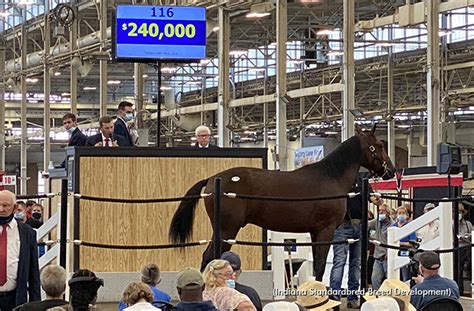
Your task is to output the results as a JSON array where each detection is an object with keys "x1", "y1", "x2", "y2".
[{"x1": 305, "y1": 135, "x2": 363, "y2": 179}]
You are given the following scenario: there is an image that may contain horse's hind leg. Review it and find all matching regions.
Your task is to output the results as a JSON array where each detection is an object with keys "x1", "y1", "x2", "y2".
[
  {"x1": 310, "y1": 226, "x2": 336, "y2": 281},
  {"x1": 200, "y1": 225, "x2": 242, "y2": 271}
]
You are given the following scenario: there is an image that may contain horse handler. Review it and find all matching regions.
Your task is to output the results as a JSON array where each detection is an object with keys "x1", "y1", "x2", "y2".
[{"x1": 329, "y1": 174, "x2": 383, "y2": 309}]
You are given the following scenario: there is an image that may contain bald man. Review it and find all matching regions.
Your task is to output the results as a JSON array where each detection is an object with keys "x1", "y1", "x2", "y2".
[{"x1": 0, "y1": 190, "x2": 40, "y2": 310}]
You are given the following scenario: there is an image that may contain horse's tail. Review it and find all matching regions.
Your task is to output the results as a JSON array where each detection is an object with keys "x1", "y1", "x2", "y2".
[{"x1": 169, "y1": 178, "x2": 209, "y2": 244}]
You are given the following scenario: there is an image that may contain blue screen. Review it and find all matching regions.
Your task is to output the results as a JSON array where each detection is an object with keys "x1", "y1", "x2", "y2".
[{"x1": 115, "y1": 5, "x2": 206, "y2": 60}]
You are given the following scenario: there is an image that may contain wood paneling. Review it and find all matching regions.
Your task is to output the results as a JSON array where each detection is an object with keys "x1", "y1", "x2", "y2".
[{"x1": 79, "y1": 157, "x2": 263, "y2": 272}]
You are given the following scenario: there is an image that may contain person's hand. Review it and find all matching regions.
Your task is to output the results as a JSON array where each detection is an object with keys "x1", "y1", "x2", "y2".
[
  {"x1": 112, "y1": 140, "x2": 119, "y2": 147},
  {"x1": 412, "y1": 274, "x2": 424, "y2": 284},
  {"x1": 94, "y1": 142, "x2": 102, "y2": 147}
]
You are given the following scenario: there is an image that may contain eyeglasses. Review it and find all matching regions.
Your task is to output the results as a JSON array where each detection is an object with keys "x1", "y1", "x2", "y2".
[{"x1": 217, "y1": 271, "x2": 234, "y2": 277}]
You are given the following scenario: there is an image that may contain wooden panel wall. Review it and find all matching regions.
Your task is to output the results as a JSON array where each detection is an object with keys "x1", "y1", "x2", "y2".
[{"x1": 79, "y1": 157, "x2": 263, "y2": 272}]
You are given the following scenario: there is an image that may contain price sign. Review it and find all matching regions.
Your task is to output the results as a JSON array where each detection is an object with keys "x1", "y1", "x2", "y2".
[
  {"x1": 114, "y1": 5, "x2": 206, "y2": 61},
  {"x1": 2, "y1": 175, "x2": 16, "y2": 186}
]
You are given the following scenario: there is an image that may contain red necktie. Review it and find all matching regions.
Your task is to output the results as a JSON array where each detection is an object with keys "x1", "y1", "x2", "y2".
[
  {"x1": 0, "y1": 224, "x2": 7, "y2": 286},
  {"x1": 105, "y1": 138, "x2": 110, "y2": 147}
]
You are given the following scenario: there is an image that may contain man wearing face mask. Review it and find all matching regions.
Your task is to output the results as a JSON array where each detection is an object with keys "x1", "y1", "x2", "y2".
[
  {"x1": 114, "y1": 101, "x2": 135, "y2": 147},
  {"x1": 0, "y1": 190, "x2": 40, "y2": 310},
  {"x1": 368, "y1": 203, "x2": 395, "y2": 290},
  {"x1": 26, "y1": 204, "x2": 43, "y2": 229},
  {"x1": 13, "y1": 204, "x2": 27, "y2": 224}
]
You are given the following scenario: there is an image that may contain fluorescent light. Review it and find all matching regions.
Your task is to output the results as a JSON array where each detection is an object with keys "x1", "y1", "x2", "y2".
[
  {"x1": 107, "y1": 80, "x2": 121, "y2": 85},
  {"x1": 397, "y1": 125, "x2": 411, "y2": 129},
  {"x1": 287, "y1": 59, "x2": 304, "y2": 65},
  {"x1": 325, "y1": 131, "x2": 338, "y2": 135},
  {"x1": 160, "y1": 86, "x2": 172, "y2": 90},
  {"x1": 61, "y1": 92, "x2": 71, "y2": 97},
  {"x1": 246, "y1": 12, "x2": 271, "y2": 18},
  {"x1": 317, "y1": 29, "x2": 338, "y2": 36},
  {"x1": 83, "y1": 87, "x2": 96, "y2": 90},
  {"x1": 25, "y1": 78, "x2": 38, "y2": 83},
  {"x1": 200, "y1": 59, "x2": 211, "y2": 65},
  {"x1": 142, "y1": 74, "x2": 148, "y2": 78},
  {"x1": 375, "y1": 42, "x2": 395, "y2": 47},
  {"x1": 229, "y1": 50, "x2": 248, "y2": 56},
  {"x1": 186, "y1": 80, "x2": 202, "y2": 85},
  {"x1": 212, "y1": 26, "x2": 220, "y2": 32},
  {"x1": 469, "y1": 106, "x2": 474, "y2": 111},
  {"x1": 161, "y1": 67, "x2": 177, "y2": 73},
  {"x1": 327, "y1": 51, "x2": 344, "y2": 56},
  {"x1": 54, "y1": 72, "x2": 61, "y2": 76},
  {"x1": 438, "y1": 30, "x2": 452, "y2": 36}
]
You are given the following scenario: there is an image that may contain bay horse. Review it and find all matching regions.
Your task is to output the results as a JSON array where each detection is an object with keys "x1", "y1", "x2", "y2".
[{"x1": 169, "y1": 125, "x2": 395, "y2": 279}]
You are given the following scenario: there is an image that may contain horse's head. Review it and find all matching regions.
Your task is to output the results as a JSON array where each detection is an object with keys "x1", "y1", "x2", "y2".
[{"x1": 356, "y1": 124, "x2": 395, "y2": 180}]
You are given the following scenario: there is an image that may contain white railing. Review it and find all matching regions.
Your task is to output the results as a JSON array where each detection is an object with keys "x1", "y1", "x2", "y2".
[
  {"x1": 269, "y1": 231, "x2": 313, "y2": 299},
  {"x1": 36, "y1": 211, "x2": 60, "y2": 269},
  {"x1": 387, "y1": 202, "x2": 453, "y2": 280}
]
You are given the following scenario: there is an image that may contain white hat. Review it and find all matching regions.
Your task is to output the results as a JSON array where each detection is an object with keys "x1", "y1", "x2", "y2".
[
  {"x1": 361, "y1": 297, "x2": 400, "y2": 311},
  {"x1": 263, "y1": 301, "x2": 300, "y2": 311}
]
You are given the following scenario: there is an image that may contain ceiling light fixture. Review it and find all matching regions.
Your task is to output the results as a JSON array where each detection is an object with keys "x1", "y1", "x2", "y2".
[
  {"x1": 107, "y1": 80, "x2": 121, "y2": 85},
  {"x1": 83, "y1": 87, "x2": 97, "y2": 90}
]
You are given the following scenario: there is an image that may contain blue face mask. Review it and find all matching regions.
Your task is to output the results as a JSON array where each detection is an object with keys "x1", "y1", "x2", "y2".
[
  {"x1": 397, "y1": 215, "x2": 407, "y2": 222},
  {"x1": 378, "y1": 214, "x2": 386, "y2": 222},
  {"x1": 124, "y1": 113, "x2": 134, "y2": 122},
  {"x1": 225, "y1": 279, "x2": 235, "y2": 289},
  {"x1": 14, "y1": 212, "x2": 25, "y2": 221}
]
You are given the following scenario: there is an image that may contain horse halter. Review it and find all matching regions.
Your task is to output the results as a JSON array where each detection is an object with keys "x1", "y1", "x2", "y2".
[{"x1": 365, "y1": 137, "x2": 390, "y2": 179}]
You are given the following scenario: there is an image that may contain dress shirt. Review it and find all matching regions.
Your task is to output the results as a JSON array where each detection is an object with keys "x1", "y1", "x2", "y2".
[
  {"x1": 0, "y1": 219, "x2": 20, "y2": 292},
  {"x1": 101, "y1": 134, "x2": 112, "y2": 147}
]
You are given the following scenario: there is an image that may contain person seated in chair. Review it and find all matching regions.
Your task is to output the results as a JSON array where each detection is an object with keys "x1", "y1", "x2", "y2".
[
  {"x1": 15, "y1": 265, "x2": 68, "y2": 310},
  {"x1": 410, "y1": 251, "x2": 459, "y2": 310},
  {"x1": 86, "y1": 116, "x2": 128, "y2": 147},
  {"x1": 173, "y1": 267, "x2": 217, "y2": 311}
]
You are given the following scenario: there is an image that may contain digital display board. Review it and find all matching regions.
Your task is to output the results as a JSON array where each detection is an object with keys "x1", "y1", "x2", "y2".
[{"x1": 114, "y1": 5, "x2": 206, "y2": 61}]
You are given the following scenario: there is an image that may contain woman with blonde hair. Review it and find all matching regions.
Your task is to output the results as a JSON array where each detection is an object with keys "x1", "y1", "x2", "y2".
[
  {"x1": 203, "y1": 259, "x2": 256, "y2": 311},
  {"x1": 122, "y1": 281, "x2": 159, "y2": 310}
]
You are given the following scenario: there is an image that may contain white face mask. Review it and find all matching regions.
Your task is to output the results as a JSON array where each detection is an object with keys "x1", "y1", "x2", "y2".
[{"x1": 67, "y1": 127, "x2": 76, "y2": 133}]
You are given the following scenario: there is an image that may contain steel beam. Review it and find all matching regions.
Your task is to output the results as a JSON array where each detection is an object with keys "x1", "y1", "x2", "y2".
[
  {"x1": 70, "y1": 3, "x2": 78, "y2": 115},
  {"x1": 20, "y1": 8, "x2": 28, "y2": 194},
  {"x1": 99, "y1": 0, "x2": 108, "y2": 116},
  {"x1": 217, "y1": 6, "x2": 230, "y2": 147},
  {"x1": 43, "y1": 0, "x2": 51, "y2": 175},
  {"x1": 426, "y1": 0, "x2": 441, "y2": 166},
  {"x1": 134, "y1": 63, "x2": 144, "y2": 129},
  {"x1": 342, "y1": 0, "x2": 355, "y2": 141},
  {"x1": 387, "y1": 28, "x2": 396, "y2": 163},
  {"x1": 0, "y1": 18, "x2": 4, "y2": 170}
]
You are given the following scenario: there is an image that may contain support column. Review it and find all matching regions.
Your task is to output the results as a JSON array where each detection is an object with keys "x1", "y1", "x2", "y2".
[
  {"x1": 44, "y1": 0, "x2": 51, "y2": 174},
  {"x1": 0, "y1": 18, "x2": 5, "y2": 170},
  {"x1": 342, "y1": 0, "x2": 355, "y2": 142},
  {"x1": 426, "y1": 0, "x2": 441, "y2": 166},
  {"x1": 99, "y1": 0, "x2": 108, "y2": 116},
  {"x1": 134, "y1": 63, "x2": 144, "y2": 128},
  {"x1": 387, "y1": 28, "x2": 396, "y2": 163},
  {"x1": 70, "y1": 2, "x2": 78, "y2": 115},
  {"x1": 275, "y1": 0, "x2": 288, "y2": 170},
  {"x1": 217, "y1": 6, "x2": 230, "y2": 147},
  {"x1": 20, "y1": 8, "x2": 28, "y2": 194}
]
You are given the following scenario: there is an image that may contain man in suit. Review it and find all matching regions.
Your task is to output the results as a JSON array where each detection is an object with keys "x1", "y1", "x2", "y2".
[
  {"x1": 0, "y1": 190, "x2": 40, "y2": 310},
  {"x1": 194, "y1": 125, "x2": 219, "y2": 149},
  {"x1": 61, "y1": 113, "x2": 87, "y2": 167},
  {"x1": 113, "y1": 101, "x2": 134, "y2": 147},
  {"x1": 86, "y1": 116, "x2": 128, "y2": 147}
]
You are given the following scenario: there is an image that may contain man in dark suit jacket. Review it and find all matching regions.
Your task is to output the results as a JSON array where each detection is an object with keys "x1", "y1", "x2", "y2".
[
  {"x1": 86, "y1": 116, "x2": 129, "y2": 147},
  {"x1": 113, "y1": 101, "x2": 134, "y2": 147},
  {"x1": 194, "y1": 125, "x2": 219, "y2": 149},
  {"x1": 61, "y1": 113, "x2": 87, "y2": 167},
  {"x1": 0, "y1": 190, "x2": 40, "y2": 310}
]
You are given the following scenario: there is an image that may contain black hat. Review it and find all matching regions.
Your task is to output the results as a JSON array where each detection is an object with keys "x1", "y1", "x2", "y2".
[
  {"x1": 221, "y1": 251, "x2": 241, "y2": 271},
  {"x1": 416, "y1": 251, "x2": 441, "y2": 270}
]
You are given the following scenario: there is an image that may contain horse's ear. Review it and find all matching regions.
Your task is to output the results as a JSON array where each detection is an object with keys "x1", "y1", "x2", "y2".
[
  {"x1": 355, "y1": 124, "x2": 363, "y2": 135},
  {"x1": 371, "y1": 123, "x2": 377, "y2": 135}
]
